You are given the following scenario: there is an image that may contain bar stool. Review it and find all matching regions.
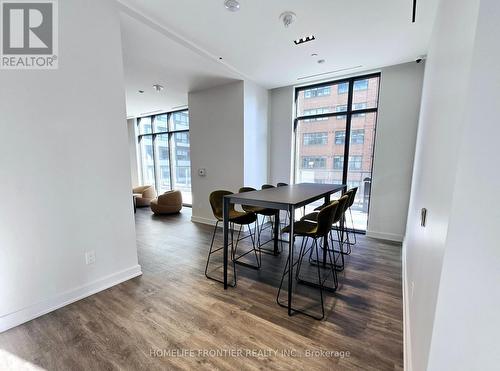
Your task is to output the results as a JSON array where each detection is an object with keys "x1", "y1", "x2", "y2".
[
  {"x1": 312, "y1": 189, "x2": 356, "y2": 251},
  {"x1": 277, "y1": 201, "x2": 340, "y2": 320},
  {"x1": 238, "y1": 186, "x2": 274, "y2": 260},
  {"x1": 345, "y1": 187, "x2": 358, "y2": 246},
  {"x1": 205, "y1": 190, "x2": 259, "y2": 286},
  {"x1": 256, "y1": 184, "x2": 281, "y2": 254},
  {"x1": 302, "y1": 195, "x2": 350, "y2": 270}
]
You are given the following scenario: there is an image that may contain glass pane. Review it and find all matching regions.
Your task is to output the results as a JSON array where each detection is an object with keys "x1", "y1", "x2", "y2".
[
  {"x1": 154, "y1": 134, "x2": 170, "y2": 194},
  {"x1": 171, "y1": 132, "x2": 191, "y2": 204},
  {"x1": 138, "y1": 117, "x2": 152, "y2": 135},
  {"x1": 297, "y1": 83, "x2": 349, "y2": 117},
  {"x1": 346, "y1": 112, "x2": 378, "y2": 230},
  {"x1": 296, "y1": 116, "x2": 346, "y2": 185},
  {"x1": 139, "y1": 136, "x2": 155, "y2": 186},
  {"x1": 154, "y1": 114, "x2": 168, "y2": 132},
  {"x1": 352, "y1": 76, "x2": 380, "y2": 110},
  {"x1": 170, "y1": 111, "x2": 189, "y2": 131},
  {"x1": 296, "y1": 116, "x2": 347, "y2": 213}
]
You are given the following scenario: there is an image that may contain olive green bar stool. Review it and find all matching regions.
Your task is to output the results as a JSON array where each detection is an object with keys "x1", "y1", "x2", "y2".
[
  {"x1": 344, "y1": 187, "x2": 358, "y2": 246},
  {"x1": 252, "y1": 184, "x2": 281, "y2": 255},
  {"x1": 302, "y1": 194, "x2": 350, "y2": 271},
  {"x1": 205, "y1": 190, "x2": 259, "y2": 286},
  {"x1": 277, "y1": 201, "x2": 340, "y2": 320},
  {"x1": 325, "y1": 189, "x2": 356, "y2": 254},
  {"x1": 311, "y1": 189, "x2": 357, "y2": 252}
]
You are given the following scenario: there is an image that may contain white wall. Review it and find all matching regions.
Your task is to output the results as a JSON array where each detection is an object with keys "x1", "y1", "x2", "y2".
[
  {"x1": 243, "y1": 81, "x2": 269, "y2": 188},
  {"x1": 189, "y1": 81, "x2": 245, "y2": 224},
  {"x1": 268, "y1": 64, "x2": 424, "y2": 240},
  {"x1": 127, "y1": 118, "x2": 140, "y2": 187},
  {"x1": 403, "y1": 0, "x2": 480, "y2": 369},
  {"x1": 425, "y1": 0, "x2": 500, "y2": 369},
  {"x1": 367, "y1": 62, "x2": 425, "y2": 242},
  {"x1": 269, "y1": 86, "x2": 294, "y2": 185},
  {"x1": 0, "y1": 0, "x2": 141, "y2": 332}
]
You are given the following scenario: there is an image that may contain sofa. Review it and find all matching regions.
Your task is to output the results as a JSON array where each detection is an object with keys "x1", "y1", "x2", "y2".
[
  {"x1": 150, "y1": 190, "x2": 183, "y2": 215},
  {"x1": 133, "y1": 185, "x2": 157, "y2": 207}
]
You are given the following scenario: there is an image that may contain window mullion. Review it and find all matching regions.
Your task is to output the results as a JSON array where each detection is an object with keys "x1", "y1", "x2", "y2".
[{"x1": 168, "y1": 113, "x2": 175, "y2": 191}]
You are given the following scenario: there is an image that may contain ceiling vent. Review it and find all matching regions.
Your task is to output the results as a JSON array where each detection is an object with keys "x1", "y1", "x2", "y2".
[{"x1": 297, "y1": 65, "x2": 363, "y2": 80}]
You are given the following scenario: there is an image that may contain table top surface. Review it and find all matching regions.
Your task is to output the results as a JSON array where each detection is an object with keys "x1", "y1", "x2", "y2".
[{"x1": 226, "y1": 183, "x2": 346, "y2": 208}]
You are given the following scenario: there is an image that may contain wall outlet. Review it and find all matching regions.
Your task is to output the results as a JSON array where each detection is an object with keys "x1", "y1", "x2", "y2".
[{"x1": 85, "y1": 250, "x2": 96, "y2": 265}]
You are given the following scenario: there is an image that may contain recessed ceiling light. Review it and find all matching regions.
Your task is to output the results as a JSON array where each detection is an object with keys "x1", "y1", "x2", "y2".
[
  {"x1": 311, "y1": 53, "x2": 318, "y2": 57},
  {"x1": 317, "y1": 59, "x2": 326, "y2": 64},
  {"x1": 138, "y1": 90, "x2": 144, "y2": 94},
  {"x1": 152, "y1": 84, "x2": 164, "y2": 92},
  {"x1": 224, "y1": 0, "x2": 240, "y2": 12},
  {"x1": 294, "y1": 35, "x2": 315, "y2": 45}
]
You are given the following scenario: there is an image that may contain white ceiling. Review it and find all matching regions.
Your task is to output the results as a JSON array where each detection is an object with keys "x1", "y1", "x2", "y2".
[
  {"x1": 120, "y1": 10, "x2": 242, "y2": 117},
  {"x1": 119, "y1": 0, "x2": 439, "y2": 117}
]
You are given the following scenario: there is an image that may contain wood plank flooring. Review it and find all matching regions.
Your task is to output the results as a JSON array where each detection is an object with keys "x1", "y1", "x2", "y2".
[{"x1": 0, "y1": 208, "x2": 403, "y2": 370}]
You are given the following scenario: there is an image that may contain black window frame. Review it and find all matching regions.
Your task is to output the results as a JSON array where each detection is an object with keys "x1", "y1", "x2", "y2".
[
  {"x1": 293, "y1": 72, "x2": 381, "y2": 233},
  {"x1": 137, "y1": 109, "x2": 191, "y2": 207}
]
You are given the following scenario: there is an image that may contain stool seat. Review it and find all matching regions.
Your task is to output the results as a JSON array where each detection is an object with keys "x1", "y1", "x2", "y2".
[
  {"x1": 301, "y1": 212, "x2": 319, "y2": 223},
  {"x1": 215, "y1": 210, "x2": 257, "y2": 225},
  {"x1": 281, "y1": 220, "x2": 318, "y2": 237}
]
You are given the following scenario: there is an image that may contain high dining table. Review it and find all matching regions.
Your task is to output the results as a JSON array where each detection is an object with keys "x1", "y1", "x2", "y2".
[{"x1": 222, "y1": 183, "x2": 346, "y2": 316}]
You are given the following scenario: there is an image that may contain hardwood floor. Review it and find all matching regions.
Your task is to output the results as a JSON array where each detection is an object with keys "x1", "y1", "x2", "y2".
[{"x1": 0, "y1": 208, "x2": 403, "y2": 370}]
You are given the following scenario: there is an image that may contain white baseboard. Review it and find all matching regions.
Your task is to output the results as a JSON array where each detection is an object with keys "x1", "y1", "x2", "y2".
[
  {"x1": 402, "y1": 238, "x2": 412, "y2": 371},
  {"x1": 0, "y1": 265, "x2": 142, "y2": 333},
  {"x1": 191, "y1": 215, "x2": 218, "y2": 226},
  {"x1": 365, "y1": 230, "x2": 404, "y2": 243}
]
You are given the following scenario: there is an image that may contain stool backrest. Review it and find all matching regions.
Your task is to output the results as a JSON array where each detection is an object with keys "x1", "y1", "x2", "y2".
[
  {"x1": 347, "y1": 187, "x2": 358, "y2": 208},
  {"x1": 239, "y1": 187, "x2": 256, "y2": 193},
  {"x1": 316, "y1": 200, "x2": 340, "y2": 237},
  {"x1": 261, "y1": 184, "x2": 275, "y2": 189},
  {"x1": 333, "y1": 195, "x2": 350, "y2": 224},
  {"x1": 209, "y1": 190, "x2": 234, "y2": 220},
  {"x1": 277, "y1": 182, "x2": 288, "y2": 187}
]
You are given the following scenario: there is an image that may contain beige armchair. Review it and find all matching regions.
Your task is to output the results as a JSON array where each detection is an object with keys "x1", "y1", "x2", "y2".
[
  {"x1": 133, "y1": 185, "x2": 157, "y2": 207},
  {"x1": 150, "y1": 190, "x2": 183, "y2": 215}
]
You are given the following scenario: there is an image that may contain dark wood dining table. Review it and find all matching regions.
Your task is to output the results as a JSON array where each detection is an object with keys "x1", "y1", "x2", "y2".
[{"x1": 222, "y1": 183, "x2": 346, "y2": 315}]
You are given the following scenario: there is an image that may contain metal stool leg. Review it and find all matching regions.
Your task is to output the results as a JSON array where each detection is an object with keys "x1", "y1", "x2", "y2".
[{"x1": 205, "y1": 221, "x2": 237, "y2": 286}]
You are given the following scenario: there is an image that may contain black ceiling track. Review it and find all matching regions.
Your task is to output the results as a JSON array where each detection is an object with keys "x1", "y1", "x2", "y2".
[{"x1": 412, "y1": 0, "x2": 417, "y2": 23}]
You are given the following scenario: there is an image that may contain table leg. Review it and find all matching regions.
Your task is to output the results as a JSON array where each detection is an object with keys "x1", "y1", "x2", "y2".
[
  {"x1": 323, "y1": 194, "x2": 331, "y2": 267},
  {"x1": 288, "y1": 205, "x2": 295, "y2": 316},
  {"x1": 274, "y1": 211, "x2": 280, "y2": 255},
  {"x1": 223, "y1": 197, "x2": 230, "y2": 289}
]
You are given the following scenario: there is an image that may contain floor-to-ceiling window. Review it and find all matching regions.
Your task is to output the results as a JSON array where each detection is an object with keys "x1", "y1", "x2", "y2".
[
  {"x1": 294, "y1": 74, "x2": 380, "y2": 231},
  {"x1": 137, "y1": 109, "x2": 192, "y2": 205}
]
